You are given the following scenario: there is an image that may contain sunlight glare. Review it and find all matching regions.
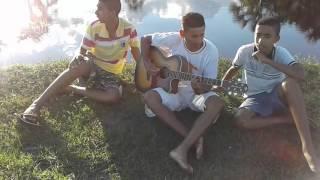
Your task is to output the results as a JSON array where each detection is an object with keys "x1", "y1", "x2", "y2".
[
  {"x1": 158, "y1": 2, "x2": 183, "y2": 19},
  {"x1": 0, "y1": 0, "x2": 29, "y2": 44},
  {"x1": 57, "y1": 0, "x2": 96, "y2": 20}
]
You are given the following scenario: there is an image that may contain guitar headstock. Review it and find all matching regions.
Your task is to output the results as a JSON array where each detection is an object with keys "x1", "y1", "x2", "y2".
[{"x1": 221, "y1": 79, "x2": 248, "y2": 97}]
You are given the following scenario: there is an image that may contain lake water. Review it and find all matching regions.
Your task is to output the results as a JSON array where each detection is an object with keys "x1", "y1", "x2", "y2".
[{"x1": 0, "y1": 0, "x2": 319, "y2": 68}]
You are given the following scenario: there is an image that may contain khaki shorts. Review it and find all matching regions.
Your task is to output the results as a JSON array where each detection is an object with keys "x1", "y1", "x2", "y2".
[{"x1": 69, "y1": 55, "x2": 122, "y2": 93}]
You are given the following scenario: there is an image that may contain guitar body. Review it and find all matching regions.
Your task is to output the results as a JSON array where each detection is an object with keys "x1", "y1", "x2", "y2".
[
  {"x1": 135, "y1": 46, "x2": 248, "y2": 96},
  {"x1": 135, "y1": 46, "x2": 193, "y2": 93}
]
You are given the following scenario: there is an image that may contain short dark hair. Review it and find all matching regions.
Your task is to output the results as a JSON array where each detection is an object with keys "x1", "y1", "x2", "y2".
[
  {"x1": 257, "y1": 16, "x2": 281, "y2": 36},
  {"x1": 182, "y1": 12, "x2": 205, "y2": 31},
  {"x1": 99, "y1": 0, "x2": 121, "y2": 15}
]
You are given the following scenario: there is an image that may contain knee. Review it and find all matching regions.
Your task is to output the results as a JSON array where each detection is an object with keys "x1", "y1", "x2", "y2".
[
  {"x1": 67, "y1": 63, "x2": 91, "y2": 77},
  {"x1": 143, "y1": 90, "x2": 160, "y2": 105},
  {"x1": 281, "y1": 78, "x2": 300, "y2": 92},
  {"x1": 205, "y1": 96, "x2": 225, "y2": 113},
  {"x1": 101, "y1": 89, "x2": 121, "y2": 104},
  {"x1": 234, "y1": 116, "x2": 249, "y2": 129},
  {"x1": 108, "y1": 95, "x2": 121, "y2": 104},
  {"x1": 234, "y1": 110, "x2": 253, "y2": 129}
]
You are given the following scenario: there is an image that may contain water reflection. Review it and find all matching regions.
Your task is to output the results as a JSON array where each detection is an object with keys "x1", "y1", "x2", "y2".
[
  {"x1": 230, "y1": 0, "x2": 320, "y2": 42},
  {"x1": 19, "y1": 0, "x2": 56, "y2": 41},
  {"x1": 124, "y1": 0, "x2": 225, "y2": 23},
  {"x1": 125, "y1": 0, "x2": 144, "y2": 10},
  {"x1": 0, "y1": 0, "x2": 319, "y2": 68}
]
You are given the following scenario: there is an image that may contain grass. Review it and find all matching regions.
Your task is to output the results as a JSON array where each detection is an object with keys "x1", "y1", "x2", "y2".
[{"x1": 0, "y1": 59, "x2": 319, "y2": 179}]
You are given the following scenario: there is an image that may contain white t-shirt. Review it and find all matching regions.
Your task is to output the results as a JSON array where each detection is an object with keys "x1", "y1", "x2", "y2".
[
  {"x1": 232, "y1": 43, "x2": 297, "y2": 97},
  {"x1": 150, "y1": 32, "x2": 219, "y2": 90}
]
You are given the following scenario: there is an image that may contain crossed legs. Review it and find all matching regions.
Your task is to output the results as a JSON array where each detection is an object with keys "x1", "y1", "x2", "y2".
[{"x1": 144, "y1": 90, "x2": 224, "y2": 173}]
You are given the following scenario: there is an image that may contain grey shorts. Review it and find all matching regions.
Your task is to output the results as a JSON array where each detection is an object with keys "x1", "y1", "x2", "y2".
[
  {"x1": 69, "y1": 55, "x2": 121, "y2": 91},
  {"x1": 239, "y1": 84, "x2": 287, "y2": 117}
]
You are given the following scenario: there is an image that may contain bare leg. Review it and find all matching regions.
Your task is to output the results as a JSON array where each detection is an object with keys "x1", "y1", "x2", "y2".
[
  {"x1": 279, "y1": 78, "x2": 320, "y2": 173},
  {"x1": 144, "y1": 90, "x2": 204, "y2": 147},
  {"x1": 23, "y1": 63, "x2": 91, "y2": 114},
  {"x1": 236, "y1": 78, "x2": 320, "y2": 173},
  {"x1": 67, "y1": 85, "x2": 121, "y2": 104},
  {"x1": 169, "y1": 96, "x2": 224, "y2": 173},
  {"x1": 235, "y1": 108, "x2": 293, "y2": 129},
  {"x1": 143, "y1": 90, "x2": 204, "y2": 173},
  {"x1": 144, "y1": 90, "x2": 190, "y2": 137}
]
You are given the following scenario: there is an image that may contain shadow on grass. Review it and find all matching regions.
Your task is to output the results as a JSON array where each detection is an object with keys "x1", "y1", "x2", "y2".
[
  {"x1": 15, "y1": 85, "x2": 320, "y2": 180},
  {"x1": 87, "y1": 85, "x2": 319, "y2": 180},
  {"x1": 16, "y1": 95, "x2": 113, "y2": 179}
]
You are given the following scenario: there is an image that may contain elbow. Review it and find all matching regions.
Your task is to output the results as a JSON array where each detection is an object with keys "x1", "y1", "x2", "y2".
[
  {"x1": 296, "y1": 68, "x2": 306, "y2": 81},
  {"x1": 141, "y1": 36, "x2": 152, "y2": 45},
  {"x1": 296, "y1": 73, "x2": 305, "y2": 81},
  {"x1": 291, "y1": 71, "x2": 305, "y2": 81},
  {"x1": 291, "y1": 64, "x2": 305, "y2": 81}
]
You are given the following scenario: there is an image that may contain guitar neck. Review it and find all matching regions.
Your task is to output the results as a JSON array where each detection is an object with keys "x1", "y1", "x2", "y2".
[{"x1": 169, "y1": 71, "x2": 221, "y2": 86}]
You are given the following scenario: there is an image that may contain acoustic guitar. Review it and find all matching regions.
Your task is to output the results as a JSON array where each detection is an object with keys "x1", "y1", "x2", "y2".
[{"x1": 134, "y1": 46, "x2": 248, "y2": 96}]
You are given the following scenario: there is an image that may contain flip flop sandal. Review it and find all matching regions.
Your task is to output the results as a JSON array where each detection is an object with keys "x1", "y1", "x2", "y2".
[{"x1": 17, "y1": 113, "x2": 41, "y2": 127}]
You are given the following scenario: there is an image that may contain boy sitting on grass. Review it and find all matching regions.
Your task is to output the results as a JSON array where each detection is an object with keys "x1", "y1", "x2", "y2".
[
  {"x1": 222, "y1": 16, "x2": 320, "y2": 174},
  {"x1": 141, "y1": 12, "x2": 224, "y2": 174},
  {"x1": 20, "y1": 0, "x2": 140, "y2": 126}
]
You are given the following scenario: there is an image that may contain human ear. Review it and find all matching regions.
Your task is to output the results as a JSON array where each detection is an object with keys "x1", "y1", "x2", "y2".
[
  {"x1": 179, "y1": 30, "x2": 184, "y2": 37},
  {"x1": 275, "y1": 35, "x2": 280, "y2": 42}
]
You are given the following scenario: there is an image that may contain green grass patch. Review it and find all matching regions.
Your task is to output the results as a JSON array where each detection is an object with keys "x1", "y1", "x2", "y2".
[{"x1": 0, "y1": 59, "x2": 319, "y2": 179}]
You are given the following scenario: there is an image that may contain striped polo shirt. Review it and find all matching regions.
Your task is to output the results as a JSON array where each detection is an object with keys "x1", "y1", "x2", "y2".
[
  {"x1": 82, "y1": 18, "x2": 140, "y2": 74},
  {"x1": 232, "y1": 43, "x2": 297, "y2": 97}
]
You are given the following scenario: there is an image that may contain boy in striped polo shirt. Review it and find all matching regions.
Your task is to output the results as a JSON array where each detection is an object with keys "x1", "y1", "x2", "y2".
[
  {"x1": 222, "y1": 17, "x2": 319, "y2": 174},
  {"x1": 21, "y1": 0, "x2": 140, "y2": 126}
]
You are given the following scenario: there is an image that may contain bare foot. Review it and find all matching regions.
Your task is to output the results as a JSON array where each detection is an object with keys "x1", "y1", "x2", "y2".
[
  {"x1": 302, "y1": 147, "x2": 320, "y2": 174},
  {"x1": 305, "y1": 156, "x2": 320, "y2": 174},
  {"x1": 169, "y1": 150, "x2": 193, "y2": 174},
  {"x1": 195, "y1": 137, "x2": 204, "y2": 160}
]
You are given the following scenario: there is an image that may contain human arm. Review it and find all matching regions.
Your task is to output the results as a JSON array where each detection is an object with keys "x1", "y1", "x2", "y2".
[
  {"x1": 141, "y1": 35, "x2": 152, "y2": 62},
  {"x1": 69, "y1": 23, "x2": 96, "y2": 67},
  {"x1": 130, "y1": 46, "x2": 141, "y2": 62},
  {"x1": 191, "y1": 77, "x2": 212, "y2": 95},
  {"x1": 79, "y1": 47, "x2": 87, "y2": 55},
  {"x1": 222, "y1": 66, "x2": 240, "y2": 81},
  {"x1": 128, "y1": 27, "x2": 141, "y2": 63},
  {"x1": 213, "y1": 66, "x2": 242, "y2": 93},
  {"x1": 252, "y1": 50, "x2": 305, "y2": 81},
  {"x1": 220, "y1": 45, "x2": 244, "y2": 88},
  {"x1": 140, "y1": 35, "x2": 159, "y2": 73},
  {"x1": 68, "y1": 47, "x2": 91, "y2": 68}
]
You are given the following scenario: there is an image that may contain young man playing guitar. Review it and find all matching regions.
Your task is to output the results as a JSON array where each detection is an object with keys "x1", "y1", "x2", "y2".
[{"x1": 140, "y1": 12, "x2": 224, "y2": 174}]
